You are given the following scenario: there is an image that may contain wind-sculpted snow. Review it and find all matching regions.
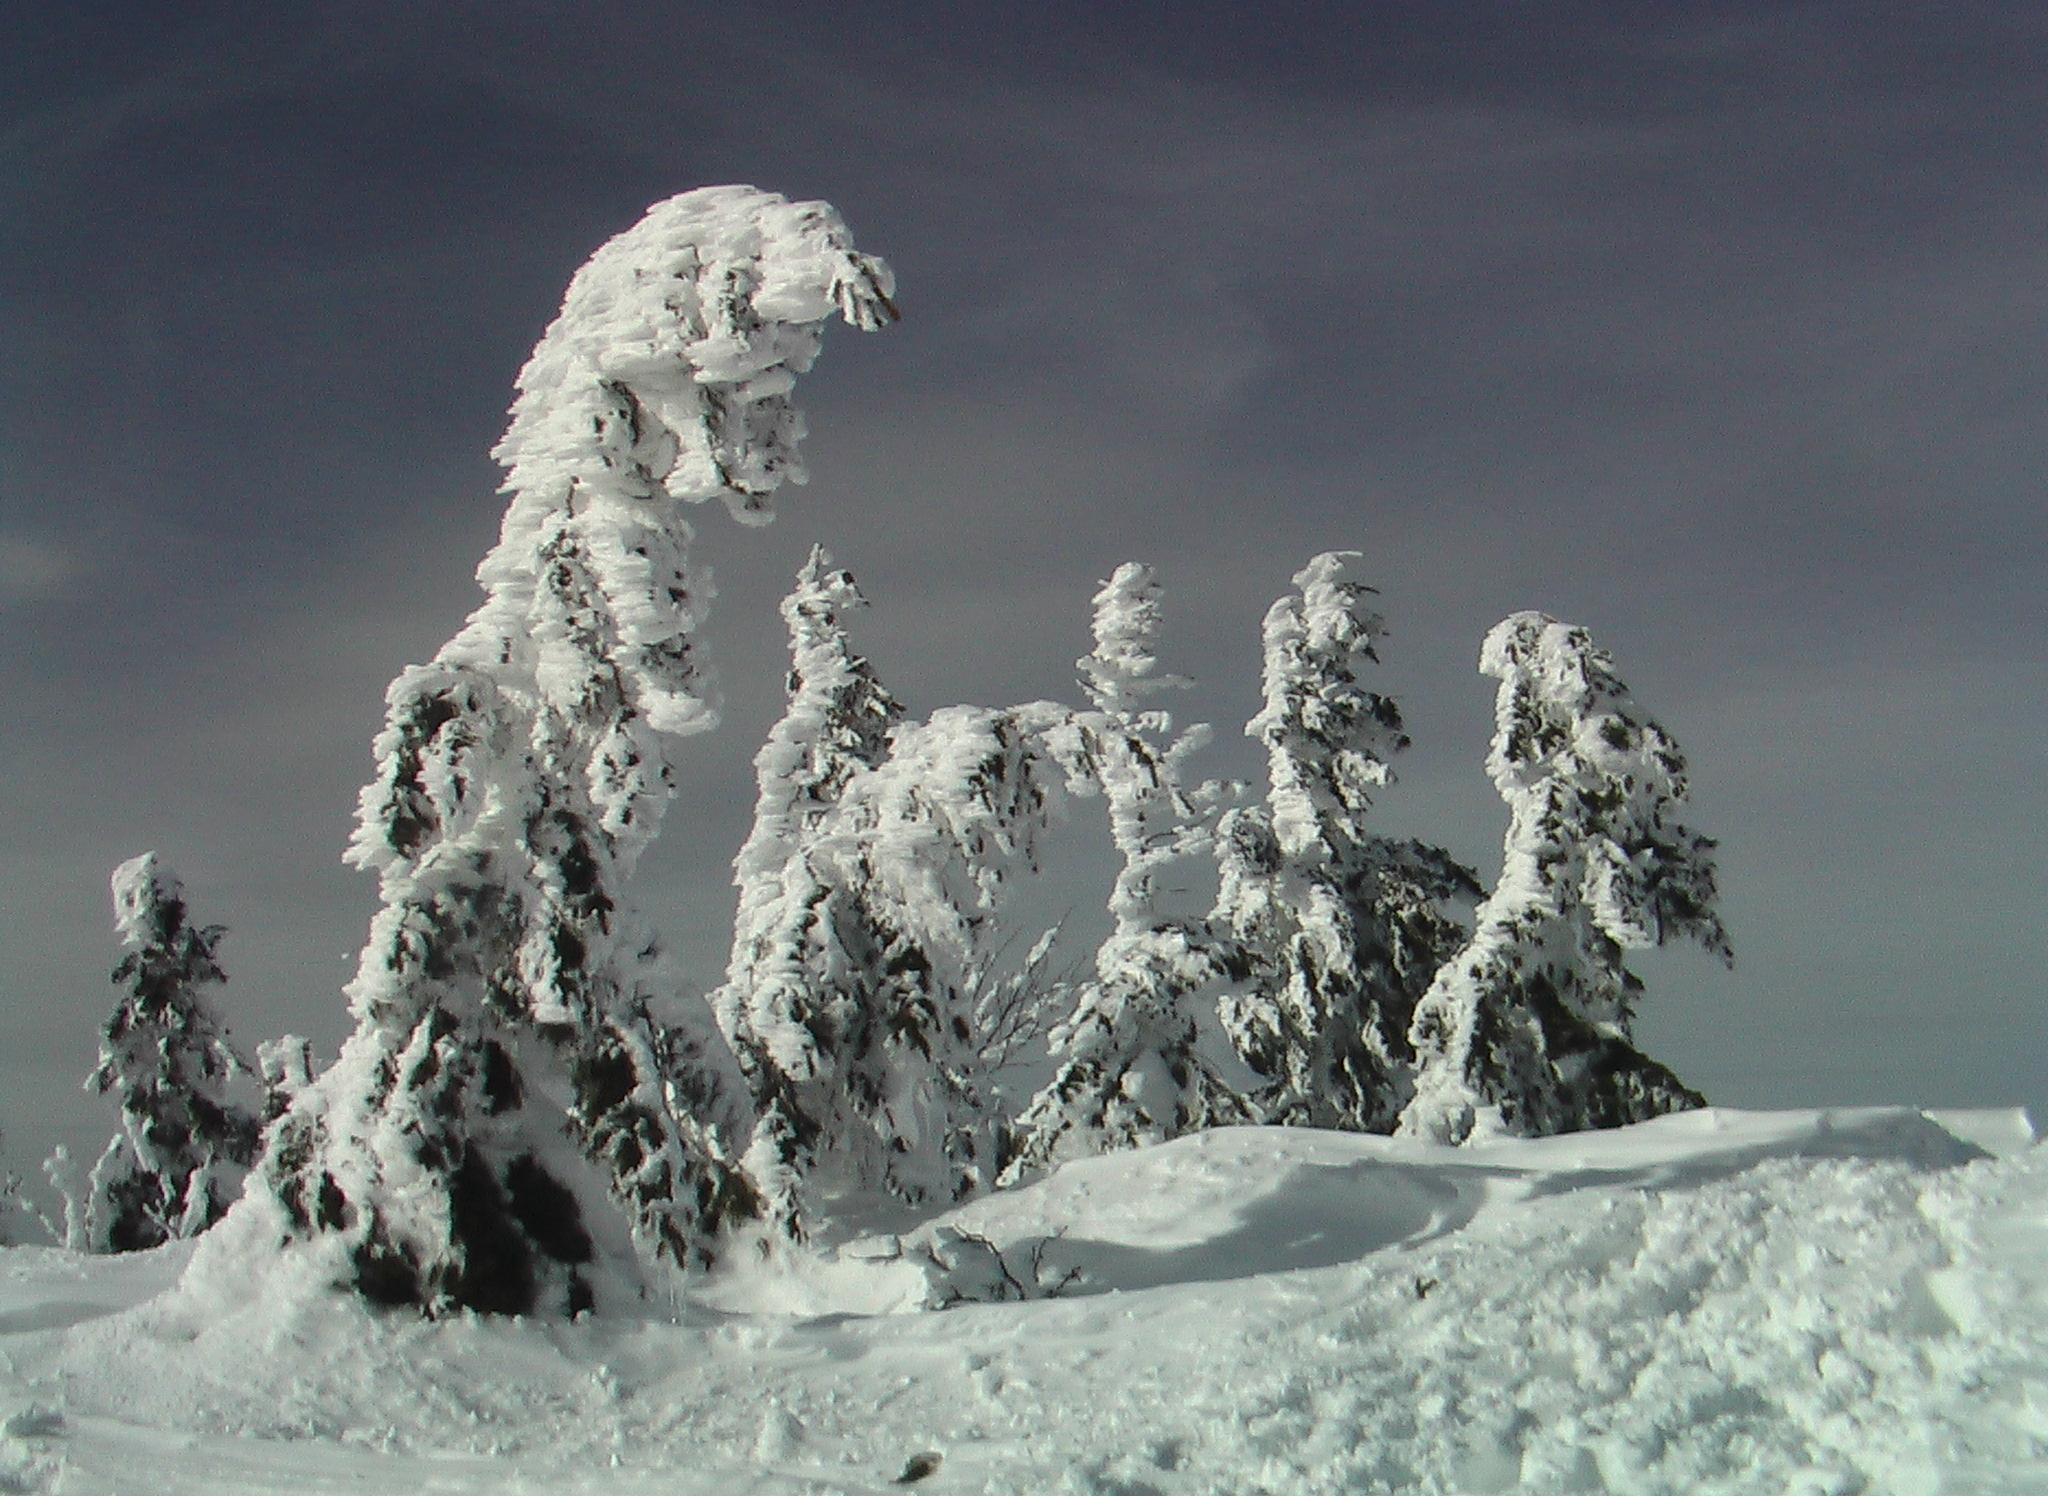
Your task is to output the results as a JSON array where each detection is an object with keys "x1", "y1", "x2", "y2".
[{"x1": 5, "y1": 1108, "x2": 2039, "y2": 1495}]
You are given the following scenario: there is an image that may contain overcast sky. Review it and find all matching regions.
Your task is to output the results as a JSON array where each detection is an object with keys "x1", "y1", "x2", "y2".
[{"x1": 4, "y1": 1, "x2": 2046, "y2": 1173}]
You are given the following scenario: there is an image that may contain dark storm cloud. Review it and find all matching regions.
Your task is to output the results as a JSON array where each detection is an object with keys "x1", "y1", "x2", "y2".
[{"x1": 3, "y1": 1, "x2": 2045, "y2": 1169}]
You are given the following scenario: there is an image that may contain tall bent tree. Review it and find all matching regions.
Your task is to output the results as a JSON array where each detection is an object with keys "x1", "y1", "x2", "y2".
[
  {"x1": 1005, "y1": 564, "x2": 1248, "y2": 1177},
  {"x1": 261, "y1": 187, "x2": 896, "y2": 1315}
]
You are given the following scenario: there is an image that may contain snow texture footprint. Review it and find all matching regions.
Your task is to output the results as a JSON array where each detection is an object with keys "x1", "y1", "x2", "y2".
[{"x1": 0, "y1": 1404, "x2": 64, "y2": 1494}]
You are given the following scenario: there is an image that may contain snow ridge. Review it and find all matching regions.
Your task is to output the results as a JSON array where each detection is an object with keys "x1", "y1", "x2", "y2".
[{"x1": 11, "y1": 1109, "x2": 2045, "y2": 1496}]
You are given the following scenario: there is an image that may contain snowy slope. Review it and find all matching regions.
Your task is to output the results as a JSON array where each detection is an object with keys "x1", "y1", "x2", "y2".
[{"x1": 3, "y1": 1108, "x2": 2044, "y2": 1495}]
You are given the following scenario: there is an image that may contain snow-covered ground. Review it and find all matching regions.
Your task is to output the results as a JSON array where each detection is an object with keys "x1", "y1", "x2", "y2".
[{"x1": 4, "y1": 1107, "x2": 2045, "y2": 1495}]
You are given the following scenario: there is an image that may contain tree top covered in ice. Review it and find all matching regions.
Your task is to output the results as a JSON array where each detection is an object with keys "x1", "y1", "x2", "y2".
[
  {"x1": 495, "y1": 185, "x2": 896, "y2": 527},
  {"x1": 110, "y1": 852, "x2": 191, "y2": 953},
  {"x1": 1248, "y1": 550, "x2": 1406, "y2": 864},
  {"x1": 1076, "y1": 562, "x2": 1189, "y2": 723}
]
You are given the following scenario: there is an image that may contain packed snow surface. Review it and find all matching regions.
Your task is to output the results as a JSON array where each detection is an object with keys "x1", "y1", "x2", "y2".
[{"x1": 4, "y1": 1107, "x2": 2046, "y2": 1494}]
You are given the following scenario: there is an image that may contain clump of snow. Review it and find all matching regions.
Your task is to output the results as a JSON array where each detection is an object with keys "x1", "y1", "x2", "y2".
[{"x1": 4, "y1": 1108, "x2": 2043, "y2": 1494}]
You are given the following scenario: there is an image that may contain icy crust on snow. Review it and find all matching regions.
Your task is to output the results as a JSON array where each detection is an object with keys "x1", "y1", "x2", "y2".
[{"x1": 5, "y1": 1107, "x2": 2048, "y2": 1495}]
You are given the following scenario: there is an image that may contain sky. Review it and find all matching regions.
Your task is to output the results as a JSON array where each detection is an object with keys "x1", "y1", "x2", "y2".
[{"x1": 3, "y1": 0, "x2": 2045, "y2": 1174}]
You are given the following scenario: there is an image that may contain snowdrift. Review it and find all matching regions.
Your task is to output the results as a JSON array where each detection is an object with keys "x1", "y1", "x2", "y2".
[{"x1": 3, "y1": 1107, "x2": 2043, "y2": 1494}]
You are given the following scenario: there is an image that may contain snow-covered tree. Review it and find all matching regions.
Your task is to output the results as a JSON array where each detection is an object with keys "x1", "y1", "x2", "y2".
[
  {"x1": 261, "y1": 187, "x2": 896, "y2": 1314},
  {"x1": 711, "y1": 546, "x2": 908, "y2": 1230},
  {"x1": 1400, "y1": 611, "x2": 1727, "y2": 1144},
  {"x1": 719, "y1": 670, "x2": 1071, "y2": 1233},
  {"x1": 83, "y1": 853, "x2": 259, "y2": 1253},
  {"x1": 1210, "y1": 553, "x2": 1478, "y2": 1132},
  {"x1": 0, "y1": 1132, "x2": 36, "y2": 1247},
  {"x1": 1005, "y1": 564, "x2": 1249, "y2": 1177}
]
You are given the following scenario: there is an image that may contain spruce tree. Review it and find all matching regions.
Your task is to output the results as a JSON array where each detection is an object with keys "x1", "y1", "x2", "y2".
[
  {"x1": 828, "y1": 702, "x2": 1074, "y2": 1206},
  {"x1": 1005, "y1": 564, "x2": 1248, "y2": 1176},
  {"x1": 712, "y1": 546, "x2": 911, "y2": 1232},
  {"x1": 84, "y1": 853, "x2": 259, "y2": 1253},
  {"x1": 1210, "y1": 553, "x2": 1478, "y2": 1132},
  {"x1": 261, "y1": 187, "x2": 896, "y2": 1314},
  {"x1": 1400, "y1": 611, "x2": 1727, "y2": 1144},
  {"x1": 720, "y1": 680, "x2": 1070, "y2": 1230},
  {"x1": 0, "y1": 1131, "x2": 37, "y2": 1247}
]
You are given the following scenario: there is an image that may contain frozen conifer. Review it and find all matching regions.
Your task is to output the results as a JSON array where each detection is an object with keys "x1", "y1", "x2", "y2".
[
  {"x1": 0, "y1": 1132, "x2": 39, "y2": 1247},
  {"x1": 1211, "y1": 553, "x2": 1477, "y2": 1132},
  {"x1": 261, "y1": 187, "x2": 896, "y2": 1314},
  {"x1": 721, "y1": 676, "x2": 1069, "y2": 1233},
  {"x1": 84, "y1": 853, "x2": 259, "y2": 1253},
  {"x1": 1400, "y1": 612, "x2": 1727, "y2": 1144},
  {"x1": 1006, "y1": 565, "x2": 1247, "y2": 1176},
  {"x1": 722, "y1": 546, "x2": 903, "y2": 982},
  {"x1": 712, "y1": 547, "x2": 909, "y2": 1231}
]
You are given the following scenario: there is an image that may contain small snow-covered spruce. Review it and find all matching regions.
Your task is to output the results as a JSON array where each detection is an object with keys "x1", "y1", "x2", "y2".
[
  {"x1": 0, "y1": 1132, "x2": 37, "y2": 1247},
  {"x1": 1211, "y1": 552, "x2": 1478, "y2": 1132},
  {"x1": 83, "y1": 853, "x2": 259, "y2": 1253},
  {"x1": 722, "y1": 682, "x2": 1073, "y2": 1234},
  {"x1": 711, "y1": 546, "x2": 911, "y2": 1232},
  {"x1": 1005, "y1": 564, "x2": 1248, "y2": 1177},
  {"x1": 262, "y1": 187, "x2": 895, "y2": 1315},
  {"x1": 1399, "y1": 612, "x2": 1728, "y2": 1144}
]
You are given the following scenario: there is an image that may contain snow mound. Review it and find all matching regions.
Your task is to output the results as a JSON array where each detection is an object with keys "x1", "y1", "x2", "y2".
[{"x1": 2, "y1": 1108, "x2": 2044, "y2": 1494}]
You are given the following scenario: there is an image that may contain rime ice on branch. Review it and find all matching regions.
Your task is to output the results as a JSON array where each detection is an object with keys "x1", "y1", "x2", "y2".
[
  {"x1": 1211, "y1": 553, "x2": 1477, "y2": 1132},
  {"x1": 85, "y1": 854, "x2": 258, "y2": 1253},
  {"x1": 1400, "y1": 612, "x2": 1727, "y2": 1144},
  {"x1": 263, "y1": 187, "x2": 895, "y2": 1314},
  {"x1": 1006, "y1": 564, "x2": 1247, "y2": 1176}
]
